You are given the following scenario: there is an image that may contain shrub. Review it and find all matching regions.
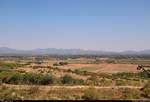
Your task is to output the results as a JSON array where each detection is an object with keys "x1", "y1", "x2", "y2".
[
  {"x1": 22, "y1": 73, "x2": 39, "y2": 84},
  {"x1": 137, "y1": 71, "x2": 150, "y2": 79},
  {"x1": 59, "y1": 62, "x2": 68, "y2": 66},
  {"x1": 67, "y1": 69, "x2": 72, "y2": 72},
  {"x1": 8, "y1": 72, "x2": 22, "y2": 84},
  {"x1": 0, "y1": 63, "x2": 16, "y2": 69},
  {"x1": 112, "y1": 72, "x2": 150, "y2": 79},
  {"x1": 74, "y1": 69, "x2": 86, "y2": 75},
  {"x1": 74, "y1": 69, "x2": 81, "y2": 74},
  {"x1": 61, "y1": 75, "x2": 74, "y2": 85},
  {"x1": 38, "y1": 74, "x2": 55, "y2": 85},
  {"x1": 53, "y1": 63, "x2": 60, "y2": 66},
  {"x1": 74, "y1": 79, "x2": 84, "y2": 85},
  {"x1": 0, "y1": 71, "x2": 19, "y2": 84},
  {"x1": 53, "y1": 62, "x2": 68, "y2": 66},
  {"x1": 0, "y1": 71, "x2": 56, "y2": 85},
  {"x1": 23, "y1": 73, "x2": 56, "y2": 85}
]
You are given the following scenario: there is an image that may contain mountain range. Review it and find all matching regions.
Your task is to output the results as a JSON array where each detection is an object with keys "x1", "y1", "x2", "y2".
[{"x1": 0, "y1": 47, "x2": 150, "y2": 55}]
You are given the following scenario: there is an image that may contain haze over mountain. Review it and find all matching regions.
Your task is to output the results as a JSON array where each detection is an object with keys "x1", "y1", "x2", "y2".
[
  {"x1": 0, "y1": 47, "x2": 150, "y2": 55},
  {"x1": 0, "y1": 0, "x2": 150, "y2": 52}
]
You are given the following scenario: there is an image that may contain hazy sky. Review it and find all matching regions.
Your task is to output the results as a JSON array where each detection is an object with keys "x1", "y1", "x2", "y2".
[{"x1": 0, "y1": 0, "x2": 150, "y2": 51}]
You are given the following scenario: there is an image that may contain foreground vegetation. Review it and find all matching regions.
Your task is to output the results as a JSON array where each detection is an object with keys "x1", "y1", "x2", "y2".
[
  {"x1": 0, "y1": 84, "x2": 150, "y2": 100},
  {"x1": 0, "y1": 70, "x2": 149, "y2": 87},
  {"x1": 0, "y1": 71, "x2": 84, "y2": 85},
  {"x1": 0, "y1": 56, "x2": 150, "y2": 100}
]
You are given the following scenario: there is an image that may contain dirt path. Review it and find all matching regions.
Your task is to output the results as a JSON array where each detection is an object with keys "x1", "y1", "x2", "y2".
[{"x1": 1, "y1": 84, "x2": 143, "y2": 90}]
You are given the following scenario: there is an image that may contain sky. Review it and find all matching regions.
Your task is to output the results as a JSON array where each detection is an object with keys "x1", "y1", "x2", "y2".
[{"x1": 0, "y1": 0, "x2": 150, "y2": 52}]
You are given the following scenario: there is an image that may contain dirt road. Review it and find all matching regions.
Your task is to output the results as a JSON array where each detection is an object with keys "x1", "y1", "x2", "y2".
[{"x1": 1, "y1": 84, "x2": 143, "y2": 90}]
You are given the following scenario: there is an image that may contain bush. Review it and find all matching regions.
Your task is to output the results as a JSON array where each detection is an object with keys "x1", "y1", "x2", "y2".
[
  {"x1": 59, "y1": 62, "x2": 68, "y2": 66},
  {"x1": 53, "y1": 62, "x2": 68, "y2": 66},
  {"x1": 0, "y1": 72, "x2": 56, "y2": 85},
  {"x1": 74, "y1": 79, "x2": 84, "y2": 85},
  {"x1": 112, "y1": 72, "x2": 150, "y2": 79},
  {"x1": 61, "y1": 75, "x2": 74, "y2": 85},
  {"x1": 74, "y1": 69, "x2": 80, "y2": 74},
  {"x1": 67, "y1": 69, "x2": 72, "y2": 72},
  {"x1": 0, "y1": 71, "x2": 19, "y2": 84},
  {"x1": 22, "y1": 73, "x2": 39, "y2": 84},
  {"x1": 0, "y1": 71, "x2": 85, "y2": 85},
  {"x1": 0, "y1": 63, "x2": 16, "y2": 69},
  {"x1": 34, "y1": 61, "x2": 42, "y2": 64},
  {"x1": 8, "y1": 72, "x2": 22, "y2": 84},
  {"x1": 74, "y1": 69, "x2": 86, "y2": 75},
  {"x1": 38, "y1": 74, "x2": 55, "y2": 85},
  {"x1": 22, "y1": 73, "x2": 56, "y2": 85},
  {"x1": 53, "y1": 63, "x2": 60, "y2": 66},
  {"x1": 137, "y1": 71, "x2": 150, "y2": 79}
]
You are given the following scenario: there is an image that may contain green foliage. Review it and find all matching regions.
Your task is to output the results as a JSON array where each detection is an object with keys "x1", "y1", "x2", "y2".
[
  {"x1": 53, "y1": 62, "x2": 68, "y2": 66},
  {"x1": 34, "y1": 61, "x2": 42, "y2": 64},
  {"x1": 74, "y1": 69, "x2": 88, "y2": 75},
  {"x1": 22, "y1": 73, "x2": 56, "y2": 85},
  {"x1": 15, "y1": 63, "x2": 25, "y2": 67},
  {"x1": 0, "y1": 62, "x2": 25, "y2": 70},
  {"x1": 0, "y1": 71, "x2": 84, "y2": 85},
  {"x1": 61, "y1": 75, "x2": 84, "y2": 85},
  {"x1": 113, "y1": 72, "x2": 136, "y2": 78},
  {"x1": 24, "y1": 62, "x2": 32, "y2": 65},
  {"x1": 0, "y1": 63, "x2": 15, "y2": 69},
  {"x1": 0, "y1": 71, "x2": 56, "y2": 85},
  {"x1": 61, "y1": 75, "x2": 74, "y2": 85},
  {"x1": 74, "y1": 69, "x2": 82, "y2": 74},
  {"x1": 38, "y1": 74, "x2": 56, "y2": 85},
  {"x1": 67, "y1": 69, "x2": 73, "y2": 72},
  {"x1": 53, "y1": 63, "x2": 60, "y2": 66},
  {"x1": 112, "y1": 72, "x2": 150, "y2": 79},
  {"x1": 59, "y1": 62, "x2": 68, "y2": 66},
  {"x1": 74, "y1": 79, "x2": 84, "y2": 85}
]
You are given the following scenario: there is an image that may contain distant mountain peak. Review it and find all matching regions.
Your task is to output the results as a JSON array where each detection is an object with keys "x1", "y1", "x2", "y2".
[{"x1": 0, "y1": 47, "x2": 150, "y2": 55}]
